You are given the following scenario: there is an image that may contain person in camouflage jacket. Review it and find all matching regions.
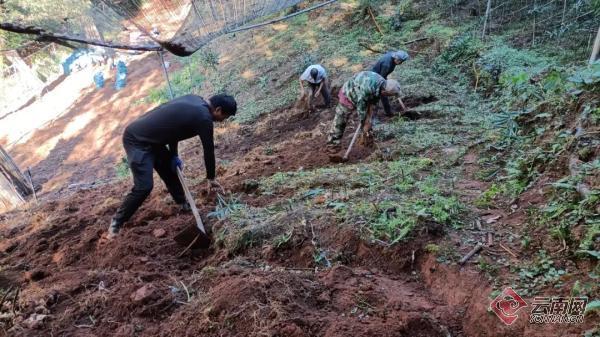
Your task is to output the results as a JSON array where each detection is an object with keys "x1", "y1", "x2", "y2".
[{"x1": 327, "y1": 71, "x2": 402, "y2": 146}]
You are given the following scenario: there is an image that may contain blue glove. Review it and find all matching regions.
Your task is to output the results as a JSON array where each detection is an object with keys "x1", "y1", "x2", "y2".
[{"x1": 171, "y1": 156, "x2": 183, "y2": 172}]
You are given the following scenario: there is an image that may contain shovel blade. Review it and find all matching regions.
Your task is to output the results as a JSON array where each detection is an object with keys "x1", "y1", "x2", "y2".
[
  {"x1": 174, "y1": 224, "x2": 211, "y2": 249},
  {"x1": 328, "y1": 154, "x2": 349, "y2": 163}
]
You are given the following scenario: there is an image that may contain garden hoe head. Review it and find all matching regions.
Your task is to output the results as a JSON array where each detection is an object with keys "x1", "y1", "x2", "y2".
[
  {"x1": 173, "y1": 167, "x2": 211, "y2": 249},
  {"x1": 328, "y1": 154, "x2": 348, "y2": 163}
]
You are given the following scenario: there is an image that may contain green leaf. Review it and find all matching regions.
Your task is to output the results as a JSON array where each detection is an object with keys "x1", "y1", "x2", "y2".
[
  {"x1": 576, "y1": 250, "x2": 600, "y2": 259},
  {"x1": 585, "y1": 300, "x2": 600, "y2": 314}
]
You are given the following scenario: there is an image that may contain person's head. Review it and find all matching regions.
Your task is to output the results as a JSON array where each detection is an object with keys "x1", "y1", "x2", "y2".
[
  {"x1": 208, "y1": 94, "x2": 237, "y2": 121},
  {"x1": 310, "y1": 67, "x2": 319, "y2": 82},
  {"x1": 392, "y1": 50, "x2": 410, "y2": 65},
  {"x1": 381, "y1": 79, "x2": 401, "y2": 97}
]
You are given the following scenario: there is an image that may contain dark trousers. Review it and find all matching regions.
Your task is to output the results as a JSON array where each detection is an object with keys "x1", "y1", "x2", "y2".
[{"x1": 113, "y1": 133, "x2": 186, "y2": 225}]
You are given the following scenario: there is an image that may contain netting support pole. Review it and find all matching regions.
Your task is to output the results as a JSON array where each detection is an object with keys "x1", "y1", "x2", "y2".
[
  {"x1": 158, "y1": 51, "x2": 175, "y2": 100},
  {"x1": 228, "y1": 0, "x2": 338, "y2": 34}
]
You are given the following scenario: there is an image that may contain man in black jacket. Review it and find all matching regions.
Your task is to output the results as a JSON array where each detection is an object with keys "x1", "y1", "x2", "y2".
[
  {"x1": 108, "y1": 94, "x2": 237, "y2": 238},
  {"x1": 371, "y1": 50, "x2": 409, "y2": 116}
]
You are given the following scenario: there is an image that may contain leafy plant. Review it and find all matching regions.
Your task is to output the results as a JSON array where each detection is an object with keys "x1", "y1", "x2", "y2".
[
  {"x1": 568, "y1": 61, "x2": 600, "y2": 89},
  {"x1": 516, "y1": 250, "x2": 567, "y2": 294},
  {"x1": 115, "y1": 157, "x2": 130, "y2": 180},
  {"x1": 475, "y1": 183, "x2": 502, "y2": 207},
  {"x1": 208, "y1": 194, "x2": 244, "y2": 220}
]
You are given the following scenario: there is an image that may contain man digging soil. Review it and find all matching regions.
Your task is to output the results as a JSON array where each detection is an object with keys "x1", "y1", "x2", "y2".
[
  {"x1": 327, "y1": 71, "x2": 403, "y2": 156},
  {"x1": 107, "y1": 94, "x2": 237, "y2": 239},
  {"x1": 297, "y1": 64, "x2": 331, "y2": 113},
  {"x1": 371, "y1": 50, "x2": 409, "y2": 116}
]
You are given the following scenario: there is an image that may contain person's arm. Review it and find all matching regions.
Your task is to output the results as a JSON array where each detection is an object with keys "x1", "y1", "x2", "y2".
[
  {"x1": 299, "y1": 79, "x2": 305, "y2": 95},
  {"x1": 356, "y1": 98, "x2": 369, "y2": 123},
  {"x1": 398, "y1": 97, "x2": 407, "y2": 111},
  {"x1": 363, "y1": 104, "x2": 374, "y2": 132},
  {"x1": 197, "y1": 122, "x2": 215, "y2": 180},
  {"x1": 315, "y1": 81, "x2": 324, "y2": 97}
]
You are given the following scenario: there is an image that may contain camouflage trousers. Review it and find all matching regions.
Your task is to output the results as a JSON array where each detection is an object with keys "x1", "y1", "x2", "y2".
[{"x1": 327, "y1": 103, "x2": 360, "y2": 145}]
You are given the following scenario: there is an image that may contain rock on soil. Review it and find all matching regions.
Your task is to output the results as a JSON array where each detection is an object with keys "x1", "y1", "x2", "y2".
[
  {"x1": 152, "y1": 228, "x2": 166, "y2": 238},
  {"x1": 131, "y1": 285, "x2": 158, "y2": 304}
]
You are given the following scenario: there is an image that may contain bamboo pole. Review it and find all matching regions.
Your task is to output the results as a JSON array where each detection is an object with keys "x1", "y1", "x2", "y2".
[
  {"x1": 482, "y1": 0, "x2": 492, "y2": 39},
  {"x1": 590, "y1": 25, "x2": 600, "y2": 64}
]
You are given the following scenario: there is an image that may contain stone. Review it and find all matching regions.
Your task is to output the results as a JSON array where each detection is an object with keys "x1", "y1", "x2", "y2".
[
  {"x1": 152, "y1": 228, "x2": 166, "y2": 238},
  {"x1": 130, "y1": 285, "x2": 157, "y2": 303}
]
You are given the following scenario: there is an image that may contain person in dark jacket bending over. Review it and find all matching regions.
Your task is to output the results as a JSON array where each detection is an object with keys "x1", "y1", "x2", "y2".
[
  {"x1": 371, "y1": 50, "x2": 409, "y2": 116},
  {"x1": 107, "y1": 94, "x2": 237, "y2": 239}
]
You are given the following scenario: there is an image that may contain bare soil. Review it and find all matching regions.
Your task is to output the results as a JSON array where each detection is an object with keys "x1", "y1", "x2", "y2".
[{"x1": 0, "y1": 52, "x2": 595, "y2": 337}]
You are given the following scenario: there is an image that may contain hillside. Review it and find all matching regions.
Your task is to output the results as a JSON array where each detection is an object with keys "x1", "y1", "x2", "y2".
[{"x1": 0, "y1": 1, "x2": 598, "y2": 336}]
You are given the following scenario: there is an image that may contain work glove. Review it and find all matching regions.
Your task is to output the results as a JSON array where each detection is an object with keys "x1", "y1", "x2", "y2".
[{"x1": 171, "y1": 156, "x2": 183, "y2": 172}]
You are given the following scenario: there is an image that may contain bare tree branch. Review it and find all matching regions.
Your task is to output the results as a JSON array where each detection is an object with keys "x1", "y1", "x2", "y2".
[{"x1": 0, "y1": 22, "x2": 162, "y2": 52}]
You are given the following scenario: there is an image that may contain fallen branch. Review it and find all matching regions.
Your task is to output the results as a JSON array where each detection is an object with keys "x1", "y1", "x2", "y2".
[
  {"x1": 403, "y1": 37, "x2": 429, "y2": 45},
  {"x1": 499, "y1": 243, "x2": 518, "y2": 258},
  {"x1": 367, "y1": 7, "x2": 384, "y2": 35},
  {"x1": 358, "y1": 37, "x2": 430, "y2": 54},
  {"x1": 11, "y1": 287, "x2": 20, "y2": 315},
  {"x1": 0, "y1": 286, "x2": 14, "y2": 311},
  {"x1": 177, "y1": 235, "x2": 200, "y2": 258},
  {"x1": 459, "y1": 242, "x2": 484, "y2": 265}
]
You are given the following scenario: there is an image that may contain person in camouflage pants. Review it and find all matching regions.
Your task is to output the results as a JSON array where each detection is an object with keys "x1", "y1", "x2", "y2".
[{"x1": 327, "y1": 71, "x2": 402, "y2": 146}]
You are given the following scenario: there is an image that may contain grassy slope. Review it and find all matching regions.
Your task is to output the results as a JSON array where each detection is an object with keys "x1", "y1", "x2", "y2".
[{"x1": 147, "y1": 0, "x2": 598, "y2": 321}]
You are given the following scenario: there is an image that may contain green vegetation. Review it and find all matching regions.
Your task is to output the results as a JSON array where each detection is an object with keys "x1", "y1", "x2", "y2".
[{"x1": 115, "y1": 157, "x2": 131, "y2": 180}]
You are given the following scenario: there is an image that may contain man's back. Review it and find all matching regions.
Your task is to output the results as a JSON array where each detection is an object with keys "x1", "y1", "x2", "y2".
[
  {"x1": 300, "y1": 64, "x2": 327, "y2": 84},
  {"x1": 371, "y1": 52, "x2": 396, "y2": 79},
  {"x1": 343, "y1": 71, "x2": 386, "y2": 106},
  {"x1": 126, "y1": 95, "x2": 212, "y2": 145}
]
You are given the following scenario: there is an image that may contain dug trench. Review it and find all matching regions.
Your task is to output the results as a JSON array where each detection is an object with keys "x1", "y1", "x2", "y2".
[{"x1": 0, "y1": 100, "x2": 579, "y2": 337}]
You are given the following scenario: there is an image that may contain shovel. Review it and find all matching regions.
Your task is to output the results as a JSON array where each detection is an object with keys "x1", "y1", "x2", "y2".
[
  {"x1": 329, "y1": 122, "x2": 363, "y2": 163},
  {"x1": 173, "y1": 167, "x2": 211, "y2": 249}
]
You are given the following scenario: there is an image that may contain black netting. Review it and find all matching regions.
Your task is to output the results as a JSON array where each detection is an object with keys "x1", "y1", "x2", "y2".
[{"x1": 1, "y1": 0, "x2": 312, "y2": 56}]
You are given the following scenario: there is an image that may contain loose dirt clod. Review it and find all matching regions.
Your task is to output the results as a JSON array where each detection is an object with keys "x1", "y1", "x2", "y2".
[
  {"x1": 25, "y1": 270, "x2": 48, "y2": 282},
  {"x1": 131, "y1": 285, "x2": 157, "y2": 303},
  {"x1": 328, "y1": 154, "x2": 347, "y2": 163}
]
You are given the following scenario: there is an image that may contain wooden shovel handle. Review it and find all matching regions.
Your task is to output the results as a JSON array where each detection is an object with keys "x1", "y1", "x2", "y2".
[
  {"x1": 343, "y1": 122, "x2": 363, "y2": 160},
  {"x1": 176, "y1": 167, "x2": 206, "y2": 234}
]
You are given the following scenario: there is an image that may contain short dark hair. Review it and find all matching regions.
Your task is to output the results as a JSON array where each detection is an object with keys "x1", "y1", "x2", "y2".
[
  {"x1": 310, "y1": 68, "x2": 319, "y2": 81},
  {"x1": 209, "y1": 94, "x2": 237, "y2": 116}
]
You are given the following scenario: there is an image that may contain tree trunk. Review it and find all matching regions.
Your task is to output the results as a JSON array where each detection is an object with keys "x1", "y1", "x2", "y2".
[
  {"x1": 590, "y1": 25, "x2": 600, "y2": 64},
  {"x1": 0, "y1": 146, "x2": 31, "y2": 212}
]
